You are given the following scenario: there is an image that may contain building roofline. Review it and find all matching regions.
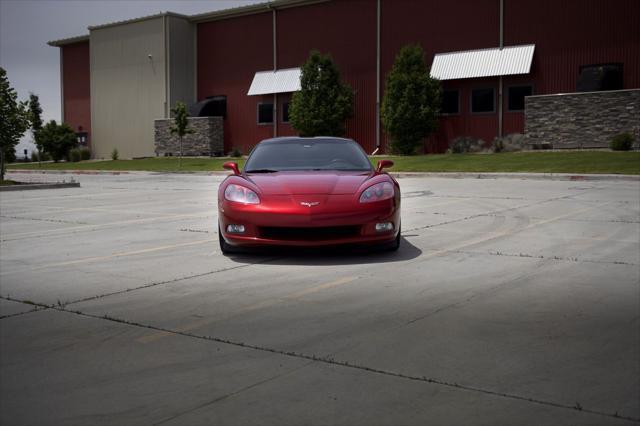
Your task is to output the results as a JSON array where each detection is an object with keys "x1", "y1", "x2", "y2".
[
  {"x1": 47, "y1": 34, "x2": 90, "y2": 47},
  {"x1": 189, "y1": 0, "x2": 329, "y2": 23},
  {"x1": 87, "y1": 11, "x2": 190, "y2": 31},
  {"x1": 47, "y1": 0, "x2": 328, "y2": 47}
]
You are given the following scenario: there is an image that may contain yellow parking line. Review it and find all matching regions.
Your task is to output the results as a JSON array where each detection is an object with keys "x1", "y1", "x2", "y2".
[
  {"x1": 0, "y1": 238, "x2": 216, "y2": 276},
  {"x1": 137, "y1": 276, "x2": 358, "y2": 344},
  {"x1": 1, "y1": 211, "x2": 213, "y2": 240}
]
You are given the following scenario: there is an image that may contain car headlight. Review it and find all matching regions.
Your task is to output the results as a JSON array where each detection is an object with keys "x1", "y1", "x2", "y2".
[
  {"x1": 359, "y1": 181, "x2": 394, "y2": 203},
  {"x1": 224, "y1": 184, "x2": 260, "y2": 204}
]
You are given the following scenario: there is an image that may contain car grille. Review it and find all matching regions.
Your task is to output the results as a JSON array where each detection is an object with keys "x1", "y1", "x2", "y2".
[{"x1": 259, "y1": 225, "x2": 361, "y2": 241}]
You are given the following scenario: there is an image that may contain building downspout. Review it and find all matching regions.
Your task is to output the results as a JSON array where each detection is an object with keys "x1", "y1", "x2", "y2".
[
  {"x1": 375, "y1": 0, "x2": 381, "y2": 152},
  {"x1": 59, "y1": 48, "x2": 65, "y2": 123},
  {"x1": 498, "y1": 0, "x2": 504, "y2": 138},
  {"x1": 272, "y1": 6, "x2": 278, "y2": 138},
  {"x1": 164, "y1": 14, "x2": 170, "y2": 118}
]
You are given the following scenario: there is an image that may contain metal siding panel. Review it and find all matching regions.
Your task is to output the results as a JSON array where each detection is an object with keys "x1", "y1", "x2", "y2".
[
  {"x1": 277, "y1": 0, "x2": 378, "y2": 152},
  {"x1": 504, "y1": 0, "x2": 640, "y2": 94},
  {"x1": 381, "y1": 0, "x2": 500, "y2": 153},
  {"x1": 90, "y1": 17, "x2": 166, "y2": 159},
  {"x1": 197, "y1": 12, "x2": 274, "y2": 154},
  {"x1": 62, "y1": 41, "x2": 91, "y2": 147}
]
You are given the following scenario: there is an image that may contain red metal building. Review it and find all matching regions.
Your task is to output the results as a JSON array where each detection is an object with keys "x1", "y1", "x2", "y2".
[
  {"x1": 51, "y1": 0, "x2": 640, "y2": 156},
  {"x1": 57, "y1": 36, "x2": 91, "y2": 148}
]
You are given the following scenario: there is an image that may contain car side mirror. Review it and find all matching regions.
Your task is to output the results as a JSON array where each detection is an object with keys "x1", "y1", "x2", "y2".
[
  {"x1": 223, "y1": 162, "x2": 240, "y2": 175},
  {"x1": 376, "y1": 160, "x2": 394, "y2": 173}
]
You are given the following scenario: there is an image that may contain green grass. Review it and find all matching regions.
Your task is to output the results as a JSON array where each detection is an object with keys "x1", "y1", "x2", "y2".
[
  {"x1": 7, "y1": 151, "x2": 640, "y2": 174},
  {"x1": 7, "y1": 157, "x2": 246, "y2": 172},
  {"x1": 0, "y1": 179, "x2": 19, "y2": 186}
]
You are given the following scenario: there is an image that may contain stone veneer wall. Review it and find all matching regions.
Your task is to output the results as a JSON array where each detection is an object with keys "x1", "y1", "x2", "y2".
[
  {"x1": 525, "y1": 89, "x2": 640, "y2": 148},
  {"x1": 154, "y1": 116, "x2": 224, "y2": 157}
]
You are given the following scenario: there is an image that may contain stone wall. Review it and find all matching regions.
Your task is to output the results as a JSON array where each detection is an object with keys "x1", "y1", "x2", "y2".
[
  {"x1": 154, "y1": 116, "x2": 224, "y2": 157},
  {"x1": 525, "y1": 89, "x2": 640, "y2": 148}
]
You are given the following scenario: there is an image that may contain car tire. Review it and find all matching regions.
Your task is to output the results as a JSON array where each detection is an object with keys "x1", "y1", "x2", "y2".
[
  {"x1": 218, "y1": 224, "x2": 234, "y2": 254},
  {"x1": 383, "y1": 225, "x2": 401, "y2": 251}
]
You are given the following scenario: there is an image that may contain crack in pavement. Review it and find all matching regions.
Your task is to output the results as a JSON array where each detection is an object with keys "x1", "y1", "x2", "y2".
[
  {"x1": 2, "y1": 295, "x2": 638, "y2": 424},
  {"x1": 64, "y1": 256, "x2": 283, "y2": 306},
  {"x1": 431, "y1": 248, "x2": 639, "y2": 267},
  {"x1": 0, "y1": 214, "x2": 90, "y2": 225},
  {"x1": 0, "y1": 306, "x2": 44, "y2": 320},
  {"x1": 153, "y1": 362, "x2": 314, "y2": 425}
]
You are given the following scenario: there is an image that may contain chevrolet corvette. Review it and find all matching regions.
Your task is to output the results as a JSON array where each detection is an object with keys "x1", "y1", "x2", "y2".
[{"x1": 217, "y1": 137, "x2": 400, "y2": 254}]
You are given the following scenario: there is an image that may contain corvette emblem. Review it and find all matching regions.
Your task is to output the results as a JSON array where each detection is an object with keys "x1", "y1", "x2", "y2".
[{"x1": 300, "y1": 201, "x2": 320, "y2": 207}]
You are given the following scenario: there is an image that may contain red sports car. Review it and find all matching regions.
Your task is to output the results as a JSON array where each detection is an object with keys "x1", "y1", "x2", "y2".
[{"x1": 217, "y1": 137, "x2": 400, "y2": 254}]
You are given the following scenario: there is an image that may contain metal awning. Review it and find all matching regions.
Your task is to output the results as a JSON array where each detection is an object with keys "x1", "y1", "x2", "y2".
[
  {"x1": 247, "y1": 68, "x2": 301, "y2": 96},
  {"x1": 430, "y1": 44, "x2": 535, "y2": 80}
]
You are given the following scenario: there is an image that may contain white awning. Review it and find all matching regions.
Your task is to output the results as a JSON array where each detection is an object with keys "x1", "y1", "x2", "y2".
[
  {"x1": 247, "y1": 68, "x2": 301, "y2": 96},
  {"x1": 430, "y1": 44, "x2": 535, "y2": 80}
]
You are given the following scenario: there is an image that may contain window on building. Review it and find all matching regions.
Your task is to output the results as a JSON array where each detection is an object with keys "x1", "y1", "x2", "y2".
[
  {"x1": 441, "y1": 90, "x2": 459, "y2": 114},
  {"x1": 577, "y1": 64, "x2": 623, "y2": 92},
  {"x1": 258, "y1": 102, "x2": 273, "y2": 124},
  {"x1": 201, "y1": 95, "x2": 227, "y2": 118},
  {"x1": 471, "y1": 88, "x2": 495, "y2": 113},
  {"x1": 282, "y1": 102, "x2": 290, "y2": 123},
  {"x1": 508, "y1": 86, "x2": 533, "y2": 111}
]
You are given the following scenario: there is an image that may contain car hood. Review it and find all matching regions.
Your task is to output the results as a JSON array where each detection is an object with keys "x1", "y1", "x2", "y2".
[{"x1": 245, "y1": 171, "x2": 373, "y2": 195}]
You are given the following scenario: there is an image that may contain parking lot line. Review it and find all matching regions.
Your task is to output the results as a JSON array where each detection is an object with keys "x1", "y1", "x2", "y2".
[
  {"x1": 0, "y1": 238, "x2": 216, "y2": 276},
  {"x1": 137, "y1": 276, "x2": 359, "y2": 343},
  {"x1": 0, "y1": 211, "x2": 214, "y2": 241}
]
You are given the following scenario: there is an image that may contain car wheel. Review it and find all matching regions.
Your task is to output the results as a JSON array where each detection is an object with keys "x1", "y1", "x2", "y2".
[
  {"x1": 218, "y1": 224, "x2": 233, "y2": 254},
  {"x1": 382, "y1": 225, "x2": 401, "y2": 251},
  {"x1": 390, "y1": 225, "x2": 401, "y2": 251}
]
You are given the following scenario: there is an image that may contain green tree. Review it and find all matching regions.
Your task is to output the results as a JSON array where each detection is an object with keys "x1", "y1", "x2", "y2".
[
  {"x1": 381, "y1": 44, "x2": 442, "y2": 155},
  {"x1": 0, "y1": 67, "x2": 30, "y2": 180},
  {"x1": 39, "y1": 120, "x2": 77, "y2": 162},
  {"x1": 28, "y1": 93, "x2": 44, "y2": 165},
  {"x1": 289, "y1": 51, "x2": 353, "y2": 137},
  {"x1": 170, "y1": 101, "x2": 193, "y2": 168}
]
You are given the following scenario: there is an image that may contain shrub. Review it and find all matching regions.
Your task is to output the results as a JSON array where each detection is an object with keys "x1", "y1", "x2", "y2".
[
  {"x1": 381, "y1": 44, "x2": 442, "y2": 155},
  {"x1": 31, "y1": 150, "x2": 51, "y2": 162},
  {"x1": 229, "y1": 147, "x2": 242, "y2": 157},
  {"x1": 289, "y1": 50, "x2": 353, "y2": 137},
  {"x1": 493, "y1": 134, "x2": 525, "y2": 153},
  {"x1": 610, "y1": 132, "x2": 634, "y2": 151},
  {"x1": 39, "y1": 120, "x2": 77, "y2": 162},
  {"x1": 450, "y1": 137, "x2": 486, "y2": 154},
  {"x1": 68, "y1": 148, "x2": 81, "y2": 162},
  {"x1": 80, "y1": 148, "x2": 91, "y2": 160},
  {"x1": 111, "y1": 148, "x2": 119, "y2": 160}
]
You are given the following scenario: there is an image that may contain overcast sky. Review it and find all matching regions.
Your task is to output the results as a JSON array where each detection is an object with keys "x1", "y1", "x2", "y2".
[{"x1": 0, "y1": 0, "x2": 258, "y2": 155}]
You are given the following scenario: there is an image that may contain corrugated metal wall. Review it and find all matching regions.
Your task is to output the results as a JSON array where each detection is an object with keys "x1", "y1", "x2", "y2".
[
  {"x1": 194, "y1": 0, "x2": 640, "y2": 154},
  {"x1": 90, "y1": 17, "x2": 167, "y2": 159},
  {"x1": 505, "y1": 0, "x2": 640, "y2": 93},
  {"x1": 61, "y1": 41, "x2": 91, "y2": 147},
  {"x1": 277, "y1": 0, "x2": 377, "y2": 152},
  {"x1": 197, "y1": 12, "x2": 273, "y2": 155}
]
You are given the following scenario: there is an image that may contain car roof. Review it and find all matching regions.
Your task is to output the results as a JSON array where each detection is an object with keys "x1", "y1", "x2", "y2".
[{"x1": 258, "y1": 136, "x2": 356, "y2": 145}]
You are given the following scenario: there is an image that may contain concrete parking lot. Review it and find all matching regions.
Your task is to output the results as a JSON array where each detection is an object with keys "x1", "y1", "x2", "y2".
[{"x1": 1, "y1": 171, "x2": 638, "y2": 425}]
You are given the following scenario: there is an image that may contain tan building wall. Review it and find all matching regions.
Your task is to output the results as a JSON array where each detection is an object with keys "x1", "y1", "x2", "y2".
[
  {"x1": 168, "y1": 16, "x2": 196, "y2": 110},
  {"x1": 90, "y1": 17, "x2": 166, "y2": 158}
]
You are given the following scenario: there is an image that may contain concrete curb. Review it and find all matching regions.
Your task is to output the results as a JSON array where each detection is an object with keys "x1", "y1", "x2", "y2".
[
  {"x1": 0, "y1": 182, "x2": 81, "y2": 191},
  {"x1": 8, "y1": 170, "x2": 128, "y2": 175},
  {"x1": 7, "y1": 169, "x2": 639, "y2": 181},
  {"x1": 389, "y1": 172, "x2": 640, "y2": 181}
]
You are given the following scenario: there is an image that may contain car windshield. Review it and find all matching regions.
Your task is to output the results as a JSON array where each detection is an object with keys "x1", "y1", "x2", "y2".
[{"x1": 244, "y1": 138, "x2": 373, "y2": 172}]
